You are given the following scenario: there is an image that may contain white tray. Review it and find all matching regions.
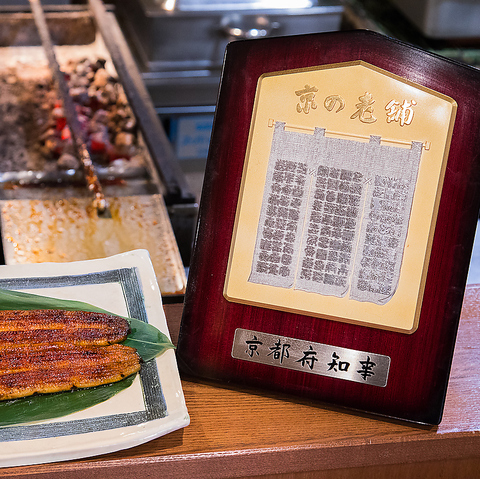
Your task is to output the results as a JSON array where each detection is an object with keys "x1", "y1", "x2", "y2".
[{"x1": 0, "y1": 249, "x2": 189, "y2": 468}]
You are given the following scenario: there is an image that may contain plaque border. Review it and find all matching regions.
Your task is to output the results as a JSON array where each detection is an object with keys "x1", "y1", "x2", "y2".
[{"x1": 177, "y1": 30, "x2": 480, "y2": 425}]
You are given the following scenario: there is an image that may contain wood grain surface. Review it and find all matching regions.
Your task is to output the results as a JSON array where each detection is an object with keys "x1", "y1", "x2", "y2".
[
  {"x1": 0, "y1": 284, "x2": 479, "y2": 478},
  {"x1": 177, "y1": 30, "x2": 480, "y2": 424}
]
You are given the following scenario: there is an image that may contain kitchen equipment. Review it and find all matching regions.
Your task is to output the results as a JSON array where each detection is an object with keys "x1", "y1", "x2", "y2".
[
  {"x1": 0, "y1": 3, "x2": 192, "y2": 295},
  {"x1": 114, "y1": 0, "x2": 344, "y2": 142},
  {"x1": 390, "y1": 0, "x2": 480, "y2": 39}
]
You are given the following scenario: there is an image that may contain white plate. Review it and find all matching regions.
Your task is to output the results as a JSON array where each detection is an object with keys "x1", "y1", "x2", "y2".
[{"x1": 0, "y1": 249, "x2": 190, "y2": 468}]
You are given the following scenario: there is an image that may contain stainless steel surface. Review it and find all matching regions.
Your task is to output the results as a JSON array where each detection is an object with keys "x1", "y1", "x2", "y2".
[
  {"x1": 232, "y1": 328, "x2": 391, "y2": 387},
  {"x1": 169, "y1": 0, "x2": 316, "y2": 11},
  {"x1": 120, "y1": 0, "x2": 343, "y2": 72},
  {"x1": 115, "y1": 0, "x2": 344, "y2": 108},
  {"x1": 390, "y1": 0, "x2": 480, "y2": 39},
  {"x1": 0, "y1": 195, "x2": 187, "y2": 294}
]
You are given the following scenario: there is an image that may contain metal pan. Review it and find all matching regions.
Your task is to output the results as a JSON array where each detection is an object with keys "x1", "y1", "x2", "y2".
[{"x1": 0, "y1": 195, "x2": 186, "y2": 295}]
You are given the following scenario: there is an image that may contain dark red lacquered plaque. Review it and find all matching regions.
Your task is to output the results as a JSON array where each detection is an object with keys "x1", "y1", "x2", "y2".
[{"x1": 176, "y1": 30, "x2": 480, "y2": 424}]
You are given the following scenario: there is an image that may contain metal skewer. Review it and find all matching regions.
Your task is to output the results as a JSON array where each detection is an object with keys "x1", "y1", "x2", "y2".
[{"x1": 29, "y1": 0, "x2": 109, "y2": 215}]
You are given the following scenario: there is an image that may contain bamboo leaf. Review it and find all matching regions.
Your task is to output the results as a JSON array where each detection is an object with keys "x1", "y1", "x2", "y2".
[
  {"x1": 0, "y1": 375, "x2": 136, "y2": 427},
  {"x1": 0, "y1": 288, "x2": 109, "y2": 314},
  {"x1": 124, "y1": 317, "x2": 174, "y2": 362}
]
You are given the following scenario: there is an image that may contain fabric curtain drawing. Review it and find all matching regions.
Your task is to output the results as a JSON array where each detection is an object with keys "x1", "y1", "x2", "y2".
[{"x1": 249, "y1": 121, "x2": 423, "y2": 305}]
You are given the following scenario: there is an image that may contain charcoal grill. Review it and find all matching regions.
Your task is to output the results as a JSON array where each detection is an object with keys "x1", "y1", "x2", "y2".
[{"x1": 0, "y1": 2, "x2": 197, "y2": 296}]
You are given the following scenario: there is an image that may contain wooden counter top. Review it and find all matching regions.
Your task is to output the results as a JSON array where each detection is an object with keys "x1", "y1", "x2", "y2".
[{"x1": 1, "y1": 285, "x2": 479, "y2": 478}]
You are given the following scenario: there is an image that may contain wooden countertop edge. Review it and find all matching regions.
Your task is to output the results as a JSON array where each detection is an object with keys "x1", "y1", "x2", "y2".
[{"x1": 2, "y1": 432, "x2": 479, "y2": 478}]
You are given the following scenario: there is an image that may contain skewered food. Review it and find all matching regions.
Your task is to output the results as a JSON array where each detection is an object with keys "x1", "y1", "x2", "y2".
[
  {"x1": 0, "y1": 309, "x2": 130, "y2": 347},
  {"x1": 0, "y1": 343, "x2": 141, "y2": 400},
  {"x1": 0, "y1": 58, "x2": 144, "y2": 175}
]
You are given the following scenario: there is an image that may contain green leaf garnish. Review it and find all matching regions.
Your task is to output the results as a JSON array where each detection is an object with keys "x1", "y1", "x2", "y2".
[
  {"x1": 0, "y1": 375, "x2": 136, "y2": 427},
  {"x1": 124, "y1": 318, "x2": 174, "y2": 362}
]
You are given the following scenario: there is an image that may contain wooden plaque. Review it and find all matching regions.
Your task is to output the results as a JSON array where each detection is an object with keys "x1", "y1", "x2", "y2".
[{"x1": 177, "y1": 30, "x2": 480, "y2": 424}]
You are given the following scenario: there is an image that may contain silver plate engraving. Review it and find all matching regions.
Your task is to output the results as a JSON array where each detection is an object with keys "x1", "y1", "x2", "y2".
[{"x1": 232, "y1": 328, "x2": 390, "y2": 387}]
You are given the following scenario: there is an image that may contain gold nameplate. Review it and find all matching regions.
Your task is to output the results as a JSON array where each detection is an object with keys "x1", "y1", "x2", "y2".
[{"x1": 224, "y1": 61, "x2": 456, "y2": 333}]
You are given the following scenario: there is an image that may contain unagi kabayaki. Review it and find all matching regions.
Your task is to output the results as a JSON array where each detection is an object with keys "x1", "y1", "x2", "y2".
[
  {"x1": 0, "y1": 309, "x2": 131, "y2": 347},
  {"x1": 0, "y1": 343, "x2": 141, "y2": 400},
  {"x1": 0, "y1": 309, "x2": 141, "y2": 401}
]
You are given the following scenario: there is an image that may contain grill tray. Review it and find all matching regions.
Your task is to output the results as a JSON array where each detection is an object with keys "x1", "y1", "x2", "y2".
[{"x1": 0, "y1": 4, "x2": 191, "y2": 295}]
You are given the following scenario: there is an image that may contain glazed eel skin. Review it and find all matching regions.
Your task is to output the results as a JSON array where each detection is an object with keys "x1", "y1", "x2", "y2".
[
  {"x1": 0, "y1": 310, "x2": 141, "y2": 400},
  {"x1": 0, "y1": 309, "x2": 131, "y2": 347}
]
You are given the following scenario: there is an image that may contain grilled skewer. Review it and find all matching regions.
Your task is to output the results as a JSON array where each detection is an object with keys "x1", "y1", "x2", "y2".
[{"x1": 29, "y1": 0, "x2": 108, "y2": 214}]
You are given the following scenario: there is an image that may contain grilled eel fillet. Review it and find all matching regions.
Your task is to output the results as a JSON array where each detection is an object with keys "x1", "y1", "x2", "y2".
[
  {"x1": 0, "y1": 309, "x2": 131, "y2": 347},
  {"x1": 0, "y1": 343, "x2": 141, "y2": 400},
  {"x1": 0, "y1": 309, "x2": 141, "y2": 401}
]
